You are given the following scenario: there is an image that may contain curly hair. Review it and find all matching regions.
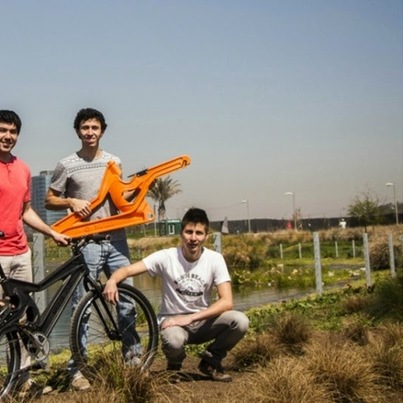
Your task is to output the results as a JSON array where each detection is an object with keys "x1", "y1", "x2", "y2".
[{"x1": 73, "y1": 108, "x2": 108, "y2": 132}]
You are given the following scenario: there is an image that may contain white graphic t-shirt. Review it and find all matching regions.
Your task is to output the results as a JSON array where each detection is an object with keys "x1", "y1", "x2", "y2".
[{"x1": 143, "y1": 247, "x2": 231, "y2": 318}]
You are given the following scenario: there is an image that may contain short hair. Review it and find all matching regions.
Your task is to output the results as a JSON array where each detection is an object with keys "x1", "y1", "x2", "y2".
[
  {"x1": 181, "y1": 208, "x2": 209, "y2": 232},
  {"x1": 0, "y1": 110, "x2": 22, "y2": 134},
  {"x1": 73, "y1": 108, "x2": 108, "y2": 132}
]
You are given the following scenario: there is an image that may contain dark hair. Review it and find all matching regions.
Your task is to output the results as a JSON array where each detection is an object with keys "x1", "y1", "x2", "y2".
[
  {"x1": 0, "y1": 110, "x2": 22, "y2": 134},
  {"x1": 181, "y1": 208, "x2": 209, "y2": 232},
  {"x1": 73, "y1": 108, "x2": 108, "y2": 132}
]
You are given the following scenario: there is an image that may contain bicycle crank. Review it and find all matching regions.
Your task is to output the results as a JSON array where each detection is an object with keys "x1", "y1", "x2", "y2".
[{"x1": 26, "y1": 331, "x2": 50, "y2": 362}]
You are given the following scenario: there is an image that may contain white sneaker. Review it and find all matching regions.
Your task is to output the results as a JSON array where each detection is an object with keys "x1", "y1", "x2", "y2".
[
  {"x1": 71, "y1": 373, "x2": 91, "y2": 391},
  {"x1": 125, "y1": 355, "x2": 142, "y2": 367},
  {"x1": 124, "y1": 350, "x2": 142, "y2": 367},
  {"x1": 17, "y1": 378, "x2": 53, "y2": 397}
]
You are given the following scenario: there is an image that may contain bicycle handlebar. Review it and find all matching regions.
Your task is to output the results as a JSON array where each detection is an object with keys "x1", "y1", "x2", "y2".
[{"x1": 71, "y1": 233, "x2": 111, "y2": 251}]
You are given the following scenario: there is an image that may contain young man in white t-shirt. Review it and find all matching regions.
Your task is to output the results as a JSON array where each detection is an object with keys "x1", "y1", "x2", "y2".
[{"x1": 103, "y1": 207, "x2": 249, "y2": 382}]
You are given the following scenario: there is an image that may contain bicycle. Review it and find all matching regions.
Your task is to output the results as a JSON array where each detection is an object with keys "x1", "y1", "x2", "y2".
[{"x1": 0, "y1": 232, "x2": 159, "y2": 399}]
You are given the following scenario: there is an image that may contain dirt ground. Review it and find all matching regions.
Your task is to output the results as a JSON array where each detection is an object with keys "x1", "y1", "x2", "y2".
[{"x1": 35, "y1": 355, "x2": 254, "y2": 403}]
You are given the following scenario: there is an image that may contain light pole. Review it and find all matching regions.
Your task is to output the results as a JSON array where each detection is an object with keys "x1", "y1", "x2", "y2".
[
  {"x1": 241, "y1": 200, "x2": 251, "y2": 233},
  {"x1": 386, "y1": 182, "x2": 399, "y2": 224},
  {"x1": 285, "y1": 192, "x2": 297, "y2": 231}
]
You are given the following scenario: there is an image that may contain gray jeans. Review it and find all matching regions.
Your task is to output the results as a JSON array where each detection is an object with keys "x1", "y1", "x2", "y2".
[{"x1": 160, "y1": 310, "x2": 249, "y2": 367}]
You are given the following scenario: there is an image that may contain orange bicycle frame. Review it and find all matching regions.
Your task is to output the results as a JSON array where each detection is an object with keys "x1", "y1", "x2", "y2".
[{"x1": 51, "y1": 155, "x2": 191, "y2": 238}]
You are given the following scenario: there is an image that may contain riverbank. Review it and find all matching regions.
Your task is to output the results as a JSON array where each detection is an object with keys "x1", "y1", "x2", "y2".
[{"x1": 26, "y1": 273, "x2": 403, "y2": 403}]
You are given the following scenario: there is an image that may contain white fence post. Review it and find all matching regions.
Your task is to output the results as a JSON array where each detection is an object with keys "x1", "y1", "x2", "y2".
[
  {"x1": 298, "y1": 243, "x2": 302, "y2": 259},
  {"x1": 335, "y1": 241, "x2": 339, "y2": 258},
  {"x1": 32, "y1": 232, "x2": 46, "y2": 312},
  {"x1": 363, "y1": 233, "x2": 372, "y2": 287},
  {"x1": 388, "y1": 234, "x2": 396, "y2": 278},
  {"x1": 280, "y1": 243, "x2": 283, "y2": 259},
  {"x1": 313, "y1": 232, "x2": 323, "y2": 296},
  {"x1": 352, "y1": 239, "x2": 356, "y2": 258},
  {"x1": 213, "y1": 232, "x2": 222, "y2": 253}
]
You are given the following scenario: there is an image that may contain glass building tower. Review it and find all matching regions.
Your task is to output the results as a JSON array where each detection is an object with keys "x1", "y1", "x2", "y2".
[{"x1": 31, "y1": 171, "x2": 67, "y2": 225}]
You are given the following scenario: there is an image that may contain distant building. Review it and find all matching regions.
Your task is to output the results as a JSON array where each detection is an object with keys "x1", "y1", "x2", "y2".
[
  {"x1": 31, "y1": 171, "x2": 67, "y2": 225},
  {"x1": 159, "y1": 219, "x2": 181, "y2": 236}
]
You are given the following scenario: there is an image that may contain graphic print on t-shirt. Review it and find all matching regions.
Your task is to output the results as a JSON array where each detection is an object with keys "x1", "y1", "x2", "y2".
[{"x1": 174, "y1": 273, "x2": 206, "y2": 305}]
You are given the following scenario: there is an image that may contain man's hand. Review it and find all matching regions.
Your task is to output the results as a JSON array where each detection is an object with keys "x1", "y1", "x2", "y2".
[
  {"x1": 161, "y1": 314, "x2": 195, "y2": 329},
  {"x1": 69, "y1": 198, "x2": 92, "y2": 217},
  {"x1": 51, "y1": 230, "x2": 70, "y2": 246},
  {"x1": 103, "y1": 279, "x2": 119, "y2": 304}
]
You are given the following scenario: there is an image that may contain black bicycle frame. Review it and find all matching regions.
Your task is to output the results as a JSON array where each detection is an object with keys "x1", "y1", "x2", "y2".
[{"x1": 0, "y1": 252, "x2": 95, "y2": 337}]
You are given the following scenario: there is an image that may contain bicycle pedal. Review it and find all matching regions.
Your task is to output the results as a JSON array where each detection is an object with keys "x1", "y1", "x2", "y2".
[{"x1": 31, "y1": 361, "x2": 48, "y2": 371}]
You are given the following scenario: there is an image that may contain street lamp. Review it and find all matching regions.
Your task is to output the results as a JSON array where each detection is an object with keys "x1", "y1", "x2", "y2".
[
  {"x1": 386, "y1": 182, "x2": 399, "y2": 224},
  {"x1": 285, "y1": 192, "x2": 297, "y2": 231},
  {"x1": 241, "y1": 200, "x2": 251, "y2": 233}
]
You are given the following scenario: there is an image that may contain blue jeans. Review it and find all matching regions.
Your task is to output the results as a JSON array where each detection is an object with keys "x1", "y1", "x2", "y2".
[{"x1": 68, "y1": 240, "x2": 141, "y2": 376}]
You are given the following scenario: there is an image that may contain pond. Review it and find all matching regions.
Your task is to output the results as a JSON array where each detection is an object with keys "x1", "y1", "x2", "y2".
[{"x1": 46, "y1": 273, "x2": 320, "y2": 351}]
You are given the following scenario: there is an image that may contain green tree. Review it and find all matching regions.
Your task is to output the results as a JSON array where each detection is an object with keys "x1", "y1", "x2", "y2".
[
  {"x1": 148, "y1": 176, "x2": 182, "y2": 221},
  {"x1": 347, "y1": 192, "x2": 382, "y2": 232}
]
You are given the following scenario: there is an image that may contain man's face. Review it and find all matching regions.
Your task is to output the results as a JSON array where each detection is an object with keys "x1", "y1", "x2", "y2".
[
  {"x1": 0, "y1": 122, "x2": 18, "y2": 156},
  {"x1": 76, "y1": 118, "x2": 103, "y2": 148},
  {"x1": 180, "y1": 222, "x2": 208, "y2": 261}
]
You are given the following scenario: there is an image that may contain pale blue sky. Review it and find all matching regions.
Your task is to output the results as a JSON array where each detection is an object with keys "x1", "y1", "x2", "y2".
[{"x1": 2, "y1": 0, "x2": 402, "y2": 222}]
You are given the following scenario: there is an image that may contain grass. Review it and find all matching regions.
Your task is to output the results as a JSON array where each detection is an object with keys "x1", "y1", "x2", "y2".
[
  {"x1": 7, "y1": 272, "x2": 397, "y2": 403},
  {"x1": 20, "y1": 224, "x2": 402, "y2": 402},
  {"x1": 230, "y1": 275, "x2": 403, "y2": 402}
]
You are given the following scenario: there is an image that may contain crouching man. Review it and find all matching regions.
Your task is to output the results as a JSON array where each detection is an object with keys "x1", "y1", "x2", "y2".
[{"x1": 103, "y1": 207, "x2": 249, "y2": 382}]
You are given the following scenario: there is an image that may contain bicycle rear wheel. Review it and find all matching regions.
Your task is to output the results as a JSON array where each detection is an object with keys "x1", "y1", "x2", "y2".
[
  {"x1": 0, "y1": 329, "x2": 21, "y2": 399},
  {"x1": 70, "y1": 283, "x2": 158, "y2": 378}
]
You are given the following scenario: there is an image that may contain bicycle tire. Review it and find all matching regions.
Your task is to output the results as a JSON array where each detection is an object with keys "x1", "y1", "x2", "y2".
[
  {"x1": 0, "y1": 329, "x2": 21, "y2": 399},
  {"x1": 70, "y1": 283, "x2": 158, "y2": 378}
]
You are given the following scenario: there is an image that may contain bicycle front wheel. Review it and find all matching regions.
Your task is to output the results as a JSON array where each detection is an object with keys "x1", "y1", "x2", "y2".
[
  {"x1": 70, "y1": 283, "x2": 158, "y2": 378},
  {"x1": 0, "y1": 329, "x2": 21, "y2": 399}
]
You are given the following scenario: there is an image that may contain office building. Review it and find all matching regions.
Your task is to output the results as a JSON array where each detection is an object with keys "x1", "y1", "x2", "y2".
[{"x1": 31, "y1": 171, "x2": 66, "y2": 225}]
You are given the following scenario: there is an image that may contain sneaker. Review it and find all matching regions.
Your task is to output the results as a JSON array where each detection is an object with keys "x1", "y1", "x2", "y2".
[
  {"x1": 198, "y1": 360, "x2": 232, "y2": 382},
  {"x1": 17, "y1": 378, "x2": 53, "y2": 397},
  {"x1": 166, "y1": 362, "x2": 183, "y2": 383},
  {"x1": 124, "y1": 351, "x2": 142, "y2": 367},
  {"x1": 166, "y1": 362, "x2": 182, "y2": 371},
  {"x1": 71, "y1": 373, "x2": 91, "y2": 391},
  {"x1": 198, "y1": 351, "x2": 232, "y2": 382}
]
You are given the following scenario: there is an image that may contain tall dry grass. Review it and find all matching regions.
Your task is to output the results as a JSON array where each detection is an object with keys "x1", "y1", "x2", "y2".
[
  {"x1": 368, "y1": 323, "x2": 403, "y2": 389},
  {"x1": 305, "y1": 333, "x2": 384, "y2": 402},
  {"x1": 238, "y1": 357, "x2": 333, "y2": 403}
]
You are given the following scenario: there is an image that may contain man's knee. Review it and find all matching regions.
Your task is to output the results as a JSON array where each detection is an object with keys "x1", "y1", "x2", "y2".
[
  {"x1": 161, "y1": 327, "x2": 187, "y2": 350},
  {"x1": 228, "y1": 310, "x2": 249, "y2": 334},
  {"x1": 237, "y1": 312, "x2": 249, "y2": 334}
]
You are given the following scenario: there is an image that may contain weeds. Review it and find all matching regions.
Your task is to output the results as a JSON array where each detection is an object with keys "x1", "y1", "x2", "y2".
[
  {"x1": 368, "y1": 323, "x2": 403, "y2": 389},
  {"x1": 342, "y1": 315, "x2": 370, "y2": 346},
  {"x1": 306, "y1": 334, "x2": 384, "y2": 402},
  {"x1": 240, "y1": 357, "x2": 332, "y2": 403},
  {"x1": 365, "y1": 274, "x2": 403, "y2": 321}
]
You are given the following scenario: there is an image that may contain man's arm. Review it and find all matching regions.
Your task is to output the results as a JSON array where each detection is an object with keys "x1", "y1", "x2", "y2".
[
  {"x1": 103, "y1": 261, "x2": 149, "y2": 303},
  {"x1": 45, "y1": 188, "x2": 92, "y2": 218},
  {"x1": 161, "y1": 281, "x2": 234, "y2": 329},
  {"x1": 22, "y1": 202, "x2": 69, "y2": 245}
]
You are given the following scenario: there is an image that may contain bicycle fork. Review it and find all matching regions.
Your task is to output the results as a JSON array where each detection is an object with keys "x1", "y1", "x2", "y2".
[{"x1": 84, "y1": 278, "x2": 121, "y2": 341}]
